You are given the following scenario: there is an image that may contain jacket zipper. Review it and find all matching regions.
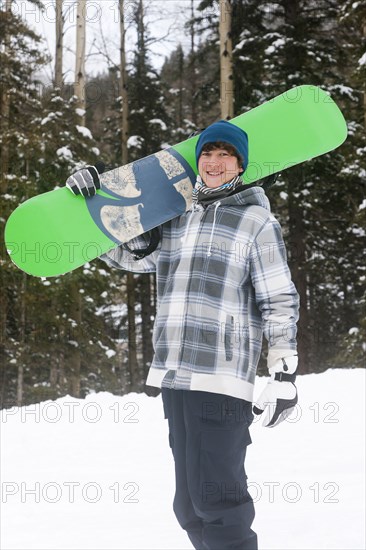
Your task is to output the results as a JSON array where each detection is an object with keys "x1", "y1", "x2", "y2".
[
  {"x1": 207, "y1": 201, "x2": 221, "y2": 257},
  {"x1": 178, "y1": 200, "x2": 221, "y2": 367}
]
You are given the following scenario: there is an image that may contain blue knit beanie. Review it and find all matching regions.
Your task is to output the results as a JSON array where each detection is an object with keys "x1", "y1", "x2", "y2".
[{"x1": 195, "y1": 120, "x2": 249, "y2": 172}]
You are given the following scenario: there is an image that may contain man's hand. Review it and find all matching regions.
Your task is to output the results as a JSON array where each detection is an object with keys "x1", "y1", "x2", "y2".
[
  {"x1": 65, "y1": 165, "x2": 102, "y2": 197},
  {"x1": 253, "y1": 356, "x2": 298, "y2": 428}
]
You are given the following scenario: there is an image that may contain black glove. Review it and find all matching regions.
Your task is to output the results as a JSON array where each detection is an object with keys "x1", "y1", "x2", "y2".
[
  {"x1": 65, "y1": 162, "x2": 104, "y2": 197},
  {"x1": 122, "y1": 227, "x2": 161, "y2": 260}
]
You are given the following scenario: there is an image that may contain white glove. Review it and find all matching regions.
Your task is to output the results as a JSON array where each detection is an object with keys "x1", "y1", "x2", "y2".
[
  {"x1": 66, "y1": 165, "x2": 101, "y2": 197},
  {"x1": 253, "y1": 355, "x2": 298, "y2": 428}
]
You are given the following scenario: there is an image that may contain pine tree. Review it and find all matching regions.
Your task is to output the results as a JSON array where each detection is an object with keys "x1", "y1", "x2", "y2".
[
  {"x1": 329, "y1": 0, "x2": 366, "y2": 368},
  {"x1": 246, "y1": 0, "x2": 365, "y2": 372},
  {"x1": 165, "y1": 0, "x2": 365, "y2": 373},
  {"x1": 0, "y1": 3, "x2": 49, "y2": 406},
  {"x1": 160, "y1": 2, "x2": 222, "y2": 134},
  {"x1": 36, "y1": 90, "x2": 129, "y2": 399},
  {"x1": 96, "y1": 0, "x2": 169, "y2": 394},
  {"x1": 126, "y1": 0, "x2": 170, "y2": 158},
  {"x1": 0, "y1": 5, "x2": 127, "y2": 405}
]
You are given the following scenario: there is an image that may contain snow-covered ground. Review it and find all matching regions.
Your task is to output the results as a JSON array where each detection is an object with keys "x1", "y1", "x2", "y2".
[{"x1": 1, "y1": 369, "x2": 365, "y2": 550}]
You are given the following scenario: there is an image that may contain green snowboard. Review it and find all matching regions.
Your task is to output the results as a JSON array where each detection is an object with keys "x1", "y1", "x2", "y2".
[{"x1": 5, "y1": 85, "x2": 347, "y2": 277}]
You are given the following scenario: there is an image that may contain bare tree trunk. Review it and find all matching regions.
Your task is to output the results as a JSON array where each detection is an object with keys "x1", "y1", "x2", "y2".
[
  {"x1": 364, "y1": 21, "x2": 366, "y2": 130},
  {"x1": 140, "y1": 274, "x2": 153, "y2": 378},
  {"x1": 68, "y1": 8, "x2": 97, "y2": 395},
  {"x1": 135, "y1": 0, "x2": 145, "y2": 76},
  {"x1": 58, "y1": 325, "x2": 66, "y2": 393},
  {"x1": 177, "y1": 46, "x2": 184, "y2": 128},
  {"x1": 69, "y1": 283, "x2": 82, "y2": 397},
  {"x1": 0, "y1": 0, "x2": 12, "y2": 396},
  {"x1": 119, "y1": 0, "x2": 129, "y2": 165},
  {"x1": 219, "y1": 0, "x2": 234, "y2": 120},
  {"x1": 126, "y1": 272, "x2": 138, "y2": 390},
  {"x1": 75, "y1": 0, "x2": 86, "y2": 124},
  {"x1": 288, "y1": 179, "x2": 311, "y2": 374},
  {"x1": 119, "y1": 0, "x2": 138, "y2": 389},
  {"x1": 52, "y1": 0, "x2": 64, "y2": 395},
  {"x1": 189, "y1": 0, "x2": 198, "y2": 126},
  {"x1": 16, "y1": 273, "x2": 27, "y2": 406},
  {"x1": 49, "y1": 350, "x2": 58, "y2": 388},
  {"x1": 55, "y1": 0, "x2": 64, "y2": 89},
  {"x1": 0, "y1": 274, "x2": 7, "y2": 355},
  {"x1": 283, "y1": 0, "x2": 310, "y2": 373},
  {"x1": 0, "y1": 361, "x2": 6, "y2": 408},
  {"x1": 0, "y1": 0, "x2": 13, "y2": 189},
  {"x1": 141, "y1": 273, "x2": 159, "y2": 397}
]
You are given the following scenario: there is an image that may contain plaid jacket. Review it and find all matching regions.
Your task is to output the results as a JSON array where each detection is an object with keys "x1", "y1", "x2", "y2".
[{"x1": 101, "y1": 186, "x2": 299, "y2": 402}]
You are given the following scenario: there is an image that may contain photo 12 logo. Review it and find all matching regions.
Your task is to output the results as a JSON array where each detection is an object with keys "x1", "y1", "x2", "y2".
[
  {"x1": 1, "y1": 401, "x2": 140, "y2": 424},
  {"x1": 1, "y1": 481, "x2": 140, "y2": 504},
  {"x1": 12, "y1": 1, "x2": 105, "y2": 25}
]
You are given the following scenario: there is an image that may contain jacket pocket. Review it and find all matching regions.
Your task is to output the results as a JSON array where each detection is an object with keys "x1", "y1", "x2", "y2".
[
  {"x1": 199, "y1": 411, "x2": 252, "y2": 502},
  {"x1": 224, "y1": 314, "x2": 234, "y2": 361},
  {"x1": 152, "y1": 317, "x2": 169, "y2": 363}
]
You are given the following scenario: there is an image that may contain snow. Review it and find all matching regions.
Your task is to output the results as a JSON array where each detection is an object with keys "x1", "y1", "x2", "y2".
[
  {"x1": 56, "y1": 146, "x2": 73, "y2": 160},
  {"x1": 41, "y1": 113, "x2": 57, "y2": 125},
  {"x1": 358, "y1": 52, "x2": 366, "y2": 66},
  {"x1": 67, "y1": 340, "x2": 79, "y2": 348},
  {"x1": 351, "y1": 226, "x2": 365, "y2": 237},
  {"x1": 149, "y1": 118, "x2": 167, "y2": 131},
  {"x1": 265, "y1": 38, "x2": 286, "y2": 55},
  {"x1": 76, "y1": 125, "x2": 93, "y2": 140},
  {"x1": 328, "y1": 84, "x2": 356, "y2": 100},
  {"x1": 127, "y1": 135, "x2": 144, "y2": 148},
  {"x1": 1, "y1": 369, "x2": 365, "y2": 550},
  {"x1": 234, "y1": 39, "x2": 249, "y2": 51},
  {"x1": 75, "y1": 108, "x2": 86, "y2": 118}
]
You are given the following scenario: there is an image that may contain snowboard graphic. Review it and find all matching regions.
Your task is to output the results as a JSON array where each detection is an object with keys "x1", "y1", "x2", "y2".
[{"x1": 5, "y1": 85, "x2": 347, "y2": 277}]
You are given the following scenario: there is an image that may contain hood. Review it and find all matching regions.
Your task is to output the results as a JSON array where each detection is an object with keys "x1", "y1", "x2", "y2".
[
  {"x1": 201, "y1": 185, "x2": 271, "y2": 258},
  {"x1": 218, "y1": 185, "x2": 271, "y2": 212}
]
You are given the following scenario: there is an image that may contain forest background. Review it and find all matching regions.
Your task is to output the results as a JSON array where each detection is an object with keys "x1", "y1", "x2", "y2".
[{"x1": 0, "y1": 0, "x2": 365, "y2": 408}]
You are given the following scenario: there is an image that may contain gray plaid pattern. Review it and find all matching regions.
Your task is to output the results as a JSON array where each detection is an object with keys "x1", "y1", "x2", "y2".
[{"x1": 101, "y1": 187, "x2": 299, "y2": 402}]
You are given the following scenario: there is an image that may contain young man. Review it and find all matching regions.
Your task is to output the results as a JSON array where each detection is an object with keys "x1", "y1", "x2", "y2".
[{"x1": 66, "y1": 120, "x2": 299, "y2": 550}]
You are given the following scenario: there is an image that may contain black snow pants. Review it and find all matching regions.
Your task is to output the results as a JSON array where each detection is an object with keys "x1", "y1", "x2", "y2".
[{"x1": 161, "y1": 388, "x2": 258, "y2": 550}]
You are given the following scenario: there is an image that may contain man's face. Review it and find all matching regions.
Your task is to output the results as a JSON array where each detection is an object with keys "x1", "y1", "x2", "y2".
[{"x1": 198, "y1": 148, "x2": 242, "y2": 188}]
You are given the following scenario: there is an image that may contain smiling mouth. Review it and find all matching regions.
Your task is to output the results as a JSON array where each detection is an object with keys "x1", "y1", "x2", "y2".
[{"x1": 206, "y1": 171, "x2": 224, "y2": 176}]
